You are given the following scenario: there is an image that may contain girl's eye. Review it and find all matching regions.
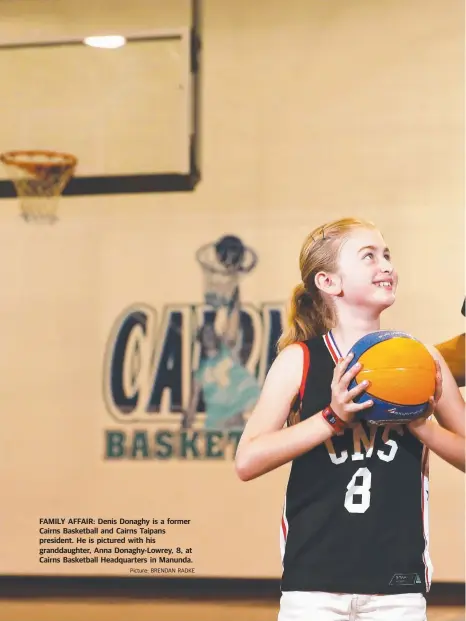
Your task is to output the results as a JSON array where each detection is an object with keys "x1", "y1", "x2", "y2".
[{"x1": 363, "y1": 253, "x2": 374, "y2": 260}]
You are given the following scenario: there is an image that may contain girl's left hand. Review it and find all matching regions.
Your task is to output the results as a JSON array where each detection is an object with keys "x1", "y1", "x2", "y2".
[{"x1": 408, "y1": 360, "x2": 443, "y2": 431}]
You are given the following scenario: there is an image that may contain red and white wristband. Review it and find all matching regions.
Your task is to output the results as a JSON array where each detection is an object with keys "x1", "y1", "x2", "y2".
[{"x1": 322, "y1": 406, "x2": 347, "y2": 434}]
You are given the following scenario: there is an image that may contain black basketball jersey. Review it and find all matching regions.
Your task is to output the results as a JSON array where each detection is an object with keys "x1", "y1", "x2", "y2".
[{"x1": 280, "y1": 331, "x2": 432, "y2": 595}]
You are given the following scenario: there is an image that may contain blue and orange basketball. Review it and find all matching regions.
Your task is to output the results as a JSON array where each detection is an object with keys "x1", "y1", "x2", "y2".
[{"x1": 347, "y1": 331, "x2": 436, "y2": 425}]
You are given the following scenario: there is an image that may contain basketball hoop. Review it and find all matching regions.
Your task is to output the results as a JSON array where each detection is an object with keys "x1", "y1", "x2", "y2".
[
  {"x1": 196, "y1": 239, "x2": 257, "y2": 309},
  {"x1": 0, "y1": 150, "x2": 78, "y2": 224}
]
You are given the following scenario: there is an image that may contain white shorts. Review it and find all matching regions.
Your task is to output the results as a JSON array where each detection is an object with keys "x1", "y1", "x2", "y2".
[{"x1": 278, "y1": 590, "x2": 427, "y2": 621}]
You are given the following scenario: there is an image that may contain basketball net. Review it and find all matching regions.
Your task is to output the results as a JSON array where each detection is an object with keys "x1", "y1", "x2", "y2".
[
  {"x1": 202, "y1": 265, "x2": 241, "y2": 309},
  {"x1": 0, "y1": 150, "x2": 78, "y2": 224}
]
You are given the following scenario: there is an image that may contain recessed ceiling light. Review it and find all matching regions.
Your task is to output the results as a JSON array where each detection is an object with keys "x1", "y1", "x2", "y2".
[{"x1": 83, "y1": 35, "x2": 126, "y2": 49}]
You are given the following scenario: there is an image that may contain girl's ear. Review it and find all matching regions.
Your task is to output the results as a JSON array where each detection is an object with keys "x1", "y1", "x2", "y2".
[{"x1": 315, "y1": 271, "x2": 342, "y2": 297}]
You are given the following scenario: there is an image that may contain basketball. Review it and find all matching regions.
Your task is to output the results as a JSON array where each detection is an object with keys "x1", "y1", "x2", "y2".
[{"x1": 347, "y1": 330, "x2": 436, "y2": 425}]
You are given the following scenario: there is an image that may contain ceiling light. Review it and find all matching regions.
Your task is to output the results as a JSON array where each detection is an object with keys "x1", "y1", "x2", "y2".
[{"x1": 83, "y1": 35, "x2": 126, "y2": 49}]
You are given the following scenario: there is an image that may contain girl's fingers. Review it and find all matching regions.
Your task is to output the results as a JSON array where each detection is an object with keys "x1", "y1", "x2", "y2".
[
  {"x1": 340, "y1": 361, "x2": 362, "y2": 389},
  {"x1": 347, "y1": 380, "x2": 370, "y2": 401},
  {"x1": 347, "y1": 399, "x2": 374, "y2": 412},
  {"x1": 433, "y1": 362, "x2": 443, "y2": 403},
  {"x1": 334, "y1": 353, "x2": 354, "y2": 382}
]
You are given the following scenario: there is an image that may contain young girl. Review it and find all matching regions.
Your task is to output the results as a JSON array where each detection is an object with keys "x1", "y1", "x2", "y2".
[{"x1": 235, "y1": 218, "x2": 465, "y2": 621}]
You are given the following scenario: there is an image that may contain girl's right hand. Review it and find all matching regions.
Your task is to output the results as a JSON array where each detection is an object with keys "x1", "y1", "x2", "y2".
[{"x1": 330, "y1": 353, "x2": 374, "y2": 423}]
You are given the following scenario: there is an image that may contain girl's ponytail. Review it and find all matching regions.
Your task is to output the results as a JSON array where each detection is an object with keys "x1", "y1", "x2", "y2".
[{"x1": 277, "y1": 282, "x2": 331, "y2": 352}]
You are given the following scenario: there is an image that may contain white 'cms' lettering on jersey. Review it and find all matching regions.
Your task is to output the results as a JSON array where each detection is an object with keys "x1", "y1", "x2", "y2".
[{"x1": 324, "y1": 423, "x2": 404, "y2": 465}]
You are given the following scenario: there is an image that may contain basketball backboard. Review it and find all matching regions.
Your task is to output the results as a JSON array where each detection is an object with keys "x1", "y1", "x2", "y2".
[{"x1": 0, "y1": 0, "x2": 201, "y2": 196}]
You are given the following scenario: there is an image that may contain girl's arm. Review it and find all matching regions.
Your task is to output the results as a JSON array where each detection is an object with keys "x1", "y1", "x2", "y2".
[
  {"x1": 234, "y1": 347, "x2": 372, "y2": 481},
  {"x1": 427, "y1": 346, "x2": 465, "y2": 437},
  {"x1": 408, "y1": 416, "x2": 465, "y2": 472},
  {"x1": 408, "y1": 359, "x2": 465, "y2": 472}
]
